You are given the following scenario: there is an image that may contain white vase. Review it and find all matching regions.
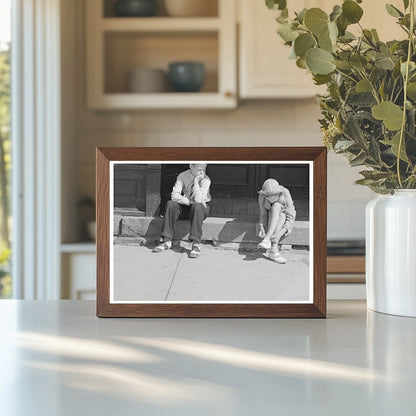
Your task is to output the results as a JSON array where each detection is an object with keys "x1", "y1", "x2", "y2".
[{"x1": 366, "y1": 189, "x2": 416, "y2": 317}]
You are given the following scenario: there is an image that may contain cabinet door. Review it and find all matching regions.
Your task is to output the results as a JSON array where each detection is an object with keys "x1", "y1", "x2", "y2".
[
  {"x1": 239, "y1": 0, "x2": 327, "y2": 99},
  {"x1": 239, "y1": 0, "x2": 404, "y2": 99},
  {"x1": 61, "y1": 253, "x2": 96, "y2": 300}
]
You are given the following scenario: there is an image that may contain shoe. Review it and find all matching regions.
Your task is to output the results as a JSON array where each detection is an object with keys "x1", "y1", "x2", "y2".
[
  {"x1": 189, "y1": 245, "x2": 201, "y2": 258},
  {"x1": 258, "y1": 236, "x2": 271, "y2": 250},
  {"x1": 268, "y1": 250, "x2": 287, "y2": 264},
  {"x1": 152, "y1": 241, "x2": 172, "y2": 253}
]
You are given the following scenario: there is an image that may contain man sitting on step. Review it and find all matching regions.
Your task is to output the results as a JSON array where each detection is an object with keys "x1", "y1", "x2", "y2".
[{"x1": 153, "y1": 163, "x2": 211, "y2": 258}]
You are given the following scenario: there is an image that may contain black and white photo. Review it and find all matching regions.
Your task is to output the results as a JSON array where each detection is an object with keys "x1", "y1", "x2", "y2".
[{"x1": 110, "y1": 161, "x2": 312, "y2": 303}]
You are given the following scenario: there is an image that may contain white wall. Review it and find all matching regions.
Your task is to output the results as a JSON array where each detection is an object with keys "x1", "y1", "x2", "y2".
[{"x1": 61, "y1": 0, "x2": 375, "y2": 243}]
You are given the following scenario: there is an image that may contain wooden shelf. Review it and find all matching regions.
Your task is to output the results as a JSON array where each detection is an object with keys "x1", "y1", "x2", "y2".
[
  {"x1": 327, "y1": 256, "x2": 365, "y2": 274},
  {"x1": 101, "y1": 17, "x2": 221, "y2": 32},
  {"x1": 327, "y1": 256, "x2": 365, "y2": 283},
  {"x1": 89, "y1": 92, "x2": 235, "y2": 110},
  {"x1": 61, "y1": 243, "x2": 96, "y2": 253}
]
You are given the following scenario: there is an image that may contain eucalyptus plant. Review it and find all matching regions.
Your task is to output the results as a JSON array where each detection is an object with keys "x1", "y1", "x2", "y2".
[{"x1": 266, "y1": 0, "x2": 416, "y2": 193}]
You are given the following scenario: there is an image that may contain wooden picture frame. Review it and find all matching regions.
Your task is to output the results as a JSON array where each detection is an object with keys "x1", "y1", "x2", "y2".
[{"x1": 96, "y1": 147, "x2": 327, "y2": 317}]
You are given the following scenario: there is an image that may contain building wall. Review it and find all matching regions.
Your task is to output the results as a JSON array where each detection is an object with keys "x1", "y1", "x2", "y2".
[{"x1": 61, "y1": 0, "x2": 375, "y2": 242}]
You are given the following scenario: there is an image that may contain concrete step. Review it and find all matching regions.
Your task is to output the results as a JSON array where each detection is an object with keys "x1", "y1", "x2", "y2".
[{"x1": 114, "y1": 215, "x2": 309, "y2": 246}]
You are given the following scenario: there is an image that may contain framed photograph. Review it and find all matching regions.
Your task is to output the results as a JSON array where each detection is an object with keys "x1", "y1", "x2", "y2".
[{"x1": 96, "y1": 147, "x2": 327, "y2": 318}]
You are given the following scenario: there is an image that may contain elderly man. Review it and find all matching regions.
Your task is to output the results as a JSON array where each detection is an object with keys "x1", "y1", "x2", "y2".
[{"x1": 153, "y1": 163, "x2": 211, "y2": 258}]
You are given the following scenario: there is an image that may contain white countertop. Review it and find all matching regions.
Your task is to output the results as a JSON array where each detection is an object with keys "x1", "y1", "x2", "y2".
[{"x1": 0, "y1": 300, "x2": 415, "y2": 415}]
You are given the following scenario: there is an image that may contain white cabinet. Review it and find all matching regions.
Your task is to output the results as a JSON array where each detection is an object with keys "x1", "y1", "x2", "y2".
[
  {"x1": 238, "y1": 0, "x2": 325, "y2": 99},
  {"x1": 61, "y1": 245, "x2": 96, "y2": 300},
  {"x1": 238, "y1": 0, "x2": 404, "y2": 99},
  {"x1": 86, "y1": 0, "x2": 237, "y2": 109}
]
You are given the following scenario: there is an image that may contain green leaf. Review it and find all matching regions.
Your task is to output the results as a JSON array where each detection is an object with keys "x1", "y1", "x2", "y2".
[
  {"x1": 369, "y1": 136, "x2": 382, "y2": 163},
  {"x1": 339, "y1": 31, "x2": 356, "y2": 43},
  {"x1": 360, "y1": 170, "x2": 391, "y2": 180},
  {"x1": 277, "y1": 23, "x2": 299, "y2": 43},
  {"x1": 348, "y1": 92, "x2": 377, "y2": 107},
  {"x1": 403, "y1": 0, "x2": 410, "y2": 10},
  {"x1": 334, "y1": 139, "x2": 355, "y2": 151},
  {"x1": 356, "y1": 79, "x2": 372, "y2": 92},
  {"x1": 306, "y1": 48, "x2": 336, "y2": 75},
  {"x1": 318, "y1": 27, "x2": 334, "y2": 52},
  {"x1": 336, "y1": 15, "x2": 348, "y2": 36},
  {"x1": 294, "y1": 33, "x2": 316, "y2": 58},
  {"x1": 363, "y1": 29, "x2": 376, "y2": 46},
  {"x1": 401, "y1": 61, "x2": 416, "y2": 76},
  {"x1": 328, "y1": 21, "x2": 338, "y2": 44},
  {"x1": 296, "y1": 57, "x2": 308, "y2": 69},
  {"x1": 350, "y1": 152, "x2": 368, "y2": 167},
  {"x1": 385, "y1": 4, "x2": 404, "y2": 18},
  {"x1": 407, "y1": 82, "x2": 416, "y2": 99},
  {"x1": 266, "y1": 0, "x2": 287, "y2": 11},
  {"x1": 389, "y1": 132, "x2": 409, "y2": 162},
  {"x1": 342, "y1": 0, "x2": 364, "y2": 24},
  {"x1": 330, "y1": 5, "x2": 343, "y2": 21},
  {"x1": 350, "y1": 54, "x2": 368, "y2": 70},
  {"x1": 372, "y1": 101, "x2": 404, "y2": 131},
  {"x1": 313, "y1": 74, "x2": 332, "y2": 85},
  {"x1": 333, "y1": 60, "x2": 353, "y2": 70},
  {"x1": 371, "y1": 29, "x2": 380, "y2": 42},
  {"x1": 375, "y1": 55, "x2": 395, "y2": 70},
  {"x1": 304, "y1": 8, "x2": 329, "y2": 35},
  {"x1": 276, "y1": 14, "x2": 287, "y2": 24},
  {"x1": 344, "y1": 114, "x2": 367, "y2": 147},
  {"x1": 355, "y1": 178, "x2": 377, "y2": 186},
  {"x1": 296, "y1": 8, "x2": 307, "y2": 23}
]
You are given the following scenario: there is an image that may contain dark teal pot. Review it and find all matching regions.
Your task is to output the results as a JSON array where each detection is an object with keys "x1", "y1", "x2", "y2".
[
  {"x1": 114, "y1": 0, "x2": 157, "y2": 17},
  {"x1": 168, "y1": 62, "x2": 205, "y2": 92}
]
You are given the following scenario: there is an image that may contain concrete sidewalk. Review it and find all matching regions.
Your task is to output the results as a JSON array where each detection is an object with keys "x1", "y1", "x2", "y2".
[{"x1": 113, "y1": 243, "x2": 311, "y2": 302}]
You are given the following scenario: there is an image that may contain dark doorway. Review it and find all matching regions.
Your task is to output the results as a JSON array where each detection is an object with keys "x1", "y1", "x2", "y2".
[{"x1": 160, "y1": 164, "x2": 188, "y2": 215}]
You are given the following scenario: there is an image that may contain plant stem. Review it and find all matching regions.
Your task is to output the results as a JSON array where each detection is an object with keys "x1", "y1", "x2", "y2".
[
  {"x1": 397, "y1": 0, "x2": 415, "y2": 188},
  {"x1": 334, "y1": 68, "x2": 358, "y2": 84},
  {"x1": 358, "y1": 69, "x2": 381, "y2": 104}
]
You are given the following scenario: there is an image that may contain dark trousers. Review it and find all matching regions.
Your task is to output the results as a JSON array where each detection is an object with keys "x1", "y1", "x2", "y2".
[{"x1": 161, "y1": 200, "x2": 210, "y2": 243}]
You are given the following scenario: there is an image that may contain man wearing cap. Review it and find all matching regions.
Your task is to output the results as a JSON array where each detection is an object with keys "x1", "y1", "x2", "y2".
[
  {"x1": 257, "y1": 178, "x2": 296, "y2": 264},
  {"x1": 153, "y1": 164, "x2": 211, "y2": 258}
]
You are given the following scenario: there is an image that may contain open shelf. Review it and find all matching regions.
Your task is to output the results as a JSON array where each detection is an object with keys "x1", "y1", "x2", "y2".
[
  {"x1": 86, "y1": 0, "x2": 236, "y2": 109},
  {"x1": 103, "y1": 0, "x2": 219, "y2": 18},
  {"x1": 104, "y1": 31, "x2": 218, "y2": 94}
]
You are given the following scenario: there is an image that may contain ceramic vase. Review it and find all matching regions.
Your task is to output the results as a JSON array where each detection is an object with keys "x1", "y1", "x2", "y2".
[{"x1": 366, "y1": 190, "x2": 416, "y2": 317}]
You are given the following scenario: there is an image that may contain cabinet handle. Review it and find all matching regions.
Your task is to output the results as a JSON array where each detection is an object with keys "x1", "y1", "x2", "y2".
[{"x1": 224, "y1": 91, "x2": 234, "y2": 99}]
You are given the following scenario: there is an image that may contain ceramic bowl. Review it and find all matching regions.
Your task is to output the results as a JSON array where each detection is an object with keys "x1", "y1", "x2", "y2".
[
  {"x1": 114, "y1": 0, "x2": 158, "y2": 17},
  {"x1": 168, "y1": 62, "x2": 205, "y2": 92},
  {"x1": 128, "y1": 68, "x2": 167, "y2": 93}
]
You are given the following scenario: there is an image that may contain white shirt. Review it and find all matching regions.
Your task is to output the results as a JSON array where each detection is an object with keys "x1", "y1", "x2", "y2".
[{"x1": 171, "y1": 169, "x2": 211, "y2": 205}]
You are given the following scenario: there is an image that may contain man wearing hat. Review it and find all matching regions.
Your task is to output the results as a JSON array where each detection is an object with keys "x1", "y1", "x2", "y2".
[
  {"x1": 153, "y1": 163, "x2": 211, "y2": 258},
  {"x1": 257, "y1": 178, "x2": 296, "y2": 264}
]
